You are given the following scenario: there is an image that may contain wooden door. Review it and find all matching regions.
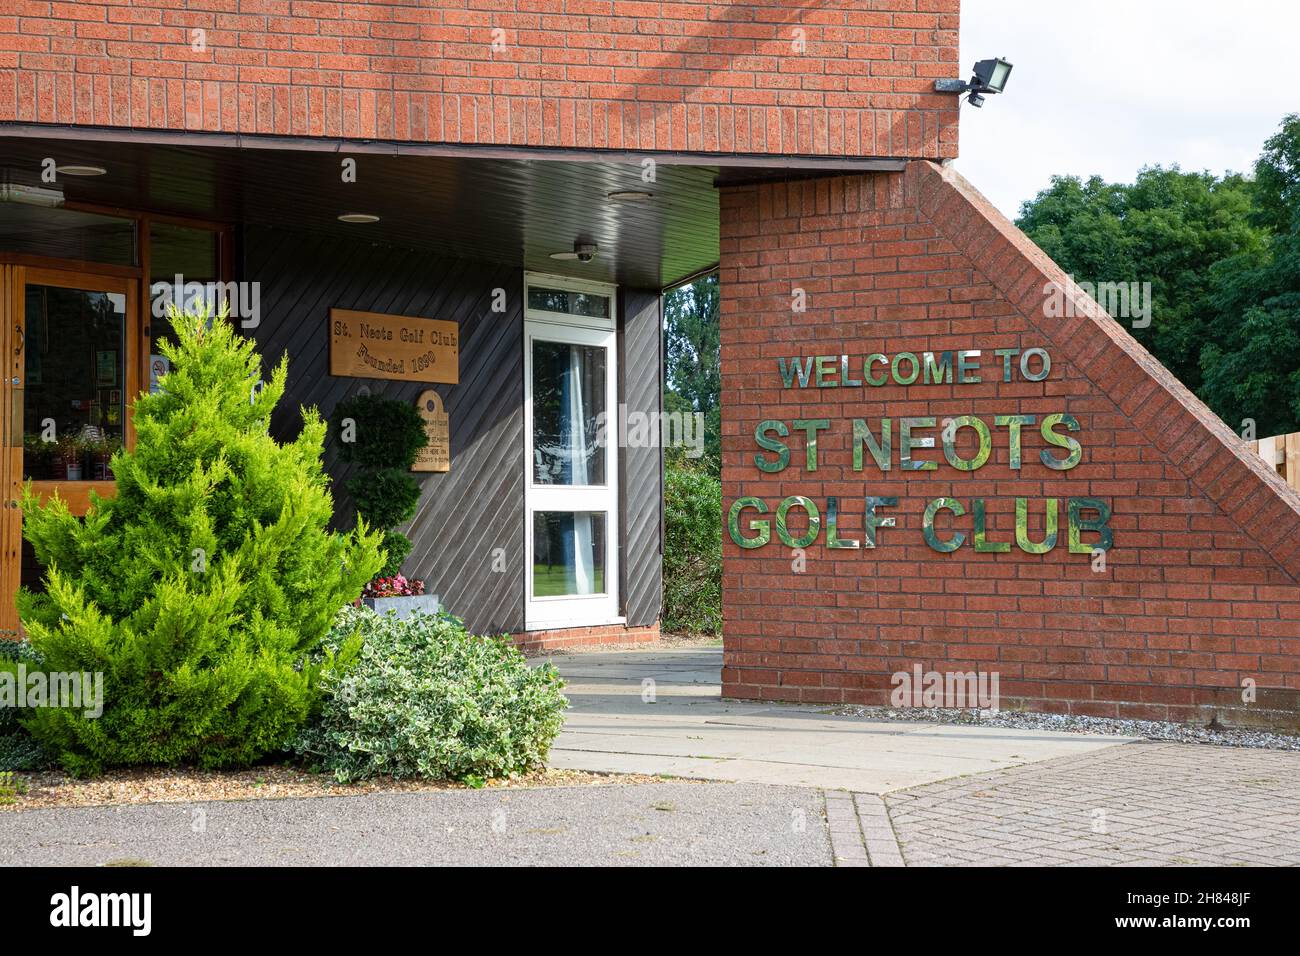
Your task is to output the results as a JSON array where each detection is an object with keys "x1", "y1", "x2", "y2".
[
  {"x1": 0, "y1": 266, "x2": 141, "y2": 635},
  {"x1": 0, "y1": 265, "x2": 22, "y2": 637}
]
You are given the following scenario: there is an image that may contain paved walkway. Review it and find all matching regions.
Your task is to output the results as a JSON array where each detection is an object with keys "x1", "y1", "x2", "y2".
[
  {"x1": 545, "y1": 648, "x2": 1129, "y2": 792},
  {"x1": 6, "y1": 646, "x2": 1298, "y2": 866},
  {"x1": 10, "y1": 739, "x2": 1296, "y2": 866}
]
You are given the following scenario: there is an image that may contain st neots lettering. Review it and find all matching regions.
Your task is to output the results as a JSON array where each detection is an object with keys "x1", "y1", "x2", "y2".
[
  {"x1": 729, "y1": 348, "x2": 1114, "y2": 557},
  {"x1": 49, "y1": 886, "x2": 151, "y2": 936}
]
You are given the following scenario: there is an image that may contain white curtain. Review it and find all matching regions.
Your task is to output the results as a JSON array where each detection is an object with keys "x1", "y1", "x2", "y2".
[{"x1": 566, "y1": 346, "x2": 594, "y2": 594}]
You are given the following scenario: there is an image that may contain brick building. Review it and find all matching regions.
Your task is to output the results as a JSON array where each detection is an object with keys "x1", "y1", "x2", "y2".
[{"x1": 1, "y1": 2, "x2": 1297, "y2": 724}]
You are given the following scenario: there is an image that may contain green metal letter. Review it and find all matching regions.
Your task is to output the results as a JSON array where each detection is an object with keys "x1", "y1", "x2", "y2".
[
  {"x1": 942, "y1": 415, "x2": 992, "y2": 471},
  {"x1": 1068, "y1": 497, "x2": 1113, "y2": 554},
  {"x1": 923, "y1": 497, "x2": 966, "y2": 553},
  {"x1": 775, "y1": 496, "x2": 820, "y2": 549},
  {"x1": 727, "y1": 496, "x2": 771, "y2": 549},
  {"x1": 1040, "y1": 413, "x2": 1082, "y2": 471},
  {"x1": 1014, "y1": 497, "x2": 1059, "y2": 554},
  {"x1": 754, "y1": 420, "x2": 790, "y2": 473}
]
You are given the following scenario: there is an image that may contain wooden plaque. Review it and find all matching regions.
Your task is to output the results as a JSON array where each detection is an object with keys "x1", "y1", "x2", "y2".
[
  {"x1": 329, "y1": 309, "x2": 459, "y2": 384},
  {"x1": 412, "y1": 390, "x2": 450, "y2": 473}
]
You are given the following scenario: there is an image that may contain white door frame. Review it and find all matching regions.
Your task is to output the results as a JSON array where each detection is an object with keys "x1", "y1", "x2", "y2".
[{"x1": 523, "y1": 273, "x2": 620, "y2": 630}]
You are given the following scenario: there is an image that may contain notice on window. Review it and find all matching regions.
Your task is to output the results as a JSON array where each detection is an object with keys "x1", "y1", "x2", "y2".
[
  {"x1": 149, "y1": 354, "x2": 169, "y2": 394},
  {"x1": 328, "y1": 309, "x2": 459, "y2": 384}
]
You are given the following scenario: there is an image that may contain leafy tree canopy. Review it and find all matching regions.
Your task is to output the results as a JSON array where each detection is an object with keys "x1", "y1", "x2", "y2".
[
  {"x1": 663, "y1": 272, "x2": 721, "y2": 470},
  {"x1": 1017, "y1": 114, "x2": 1300, "y2": 435}
]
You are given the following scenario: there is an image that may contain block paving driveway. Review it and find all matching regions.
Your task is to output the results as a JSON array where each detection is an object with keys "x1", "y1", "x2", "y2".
[{"x1": 884, "y1": 741, "x2": 1300, "y2": 866}]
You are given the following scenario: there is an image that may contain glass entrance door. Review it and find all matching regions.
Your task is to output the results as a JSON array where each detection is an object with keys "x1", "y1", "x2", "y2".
[{"x1": 523, "y1": 278, "x2": 620, "y2": 629}]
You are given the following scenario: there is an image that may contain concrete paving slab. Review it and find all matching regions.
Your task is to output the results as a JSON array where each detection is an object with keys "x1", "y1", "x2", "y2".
[{"x1": 544, "y1": 647, "x2": 1133, "y2": 794}]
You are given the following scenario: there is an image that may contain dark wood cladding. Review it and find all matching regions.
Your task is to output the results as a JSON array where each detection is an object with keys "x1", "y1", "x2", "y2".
[
  {"x1": 243, "y1": 225, "x2": 526, "y2": 635},
  {"x1": 243, "y1": 226, "x2": 665, "y2": 636},
  {"x1": 619, "y1": 289, "x2": 665, "y2": 628}
]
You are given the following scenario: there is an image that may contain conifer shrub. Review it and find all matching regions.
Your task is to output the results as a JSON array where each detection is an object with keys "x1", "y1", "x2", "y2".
[
  {"x1": 295, "y1": 606, "x2": 568, "y2": 783},
  {"x1": 329, "y1": 394, "x2": 428, "y2": 578},
  {"x1": 16, "y1": 304, "x2": 383, "y2": 775}
]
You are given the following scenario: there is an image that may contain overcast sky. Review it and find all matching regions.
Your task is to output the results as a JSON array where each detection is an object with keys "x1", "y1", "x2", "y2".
[{"x1": 955, "y1": 0, "x2": 1300, "y2": 220}]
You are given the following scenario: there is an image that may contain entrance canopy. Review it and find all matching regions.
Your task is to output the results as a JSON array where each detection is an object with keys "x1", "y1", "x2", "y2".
[{"x1": 0, "y1": 129, "x2": 735, "y2": 290}]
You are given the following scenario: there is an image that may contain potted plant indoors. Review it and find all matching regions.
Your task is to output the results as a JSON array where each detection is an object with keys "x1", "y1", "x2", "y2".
[
  {"x1": 22, "y1": 433, "x2": 52, "y2": 480},
  {"x1": 86, "y1": 434, "x2": 120, "y2": 481},
  {"x1": 56, "y1": 434, "x2": 84, "y2": 481},
  {"x1": 330, "y1": 392, "x2": 440, "y2": 620}
]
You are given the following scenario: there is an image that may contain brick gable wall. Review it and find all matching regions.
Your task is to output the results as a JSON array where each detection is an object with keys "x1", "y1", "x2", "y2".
[{"x1": 719, "y1": 161, "x2": 1300, "y2": 728}]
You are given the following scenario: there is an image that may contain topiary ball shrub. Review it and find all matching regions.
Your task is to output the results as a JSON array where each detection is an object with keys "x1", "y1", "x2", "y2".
[
  {"x1": 329, "y1": 394, "x2": 428, "y2": 470},
  {"x1": 295, "y1": 606, "x2": 568, "y2": 784},
  {"x1": 328, "y1": 394, "x2": 429, "y2": 579},
  {"x1": 0, "y1": 639, "x2": 48, "y2": 772}
]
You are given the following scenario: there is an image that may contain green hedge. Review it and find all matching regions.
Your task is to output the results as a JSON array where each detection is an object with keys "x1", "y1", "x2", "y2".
[
  {"x1": 294, "y1": 606, "x2": 568, "y2": 783},
  {"x1": 662, "y1": 462, "x2": 722, "y2": 636}
]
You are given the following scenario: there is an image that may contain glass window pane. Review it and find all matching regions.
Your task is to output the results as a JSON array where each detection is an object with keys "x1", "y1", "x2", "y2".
[
  {"x1": 23, "y1": 285, "x2": 127, "y2": 481},
  {"x1": 528, "y1": 286, "x2": 610, "y2": 319},
  {"x1": 532, "y1": 511, "x2": 606, "y2": 597},
  {"x1": 0, "y1": 204, "x2": 135, "y2": 266},
  {"x1": 149, "y1": 222, "x2": 222, "y2": 346},
  {"x1": 150, "y1": 222, "x2": 219, "y2": 285},
  {"x1": 532, "y1": 339, "x2": 606, "y2": 485}
]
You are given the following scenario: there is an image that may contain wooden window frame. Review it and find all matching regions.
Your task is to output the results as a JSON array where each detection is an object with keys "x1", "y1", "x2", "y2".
[{"x1": 0, "y1": 208, "x2": 233, "y2": 514}]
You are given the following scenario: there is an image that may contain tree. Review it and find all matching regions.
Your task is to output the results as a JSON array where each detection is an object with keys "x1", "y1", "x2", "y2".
[
  {"x1": 1252, "y1": 113, "x2": 1300, "y2": 235},
  {"x1": 1199, "y1": 225, "x2": 1300, "y2": 437},
  {"x1": 14, "y1": 303, "x2": 383, "y2": 774},
  {"x1": 663, "y1": 272, "x2": 721, "y2": 468},
  {"x1": 1017, "y1": 166, "x2": 1266, "y2": 393}
]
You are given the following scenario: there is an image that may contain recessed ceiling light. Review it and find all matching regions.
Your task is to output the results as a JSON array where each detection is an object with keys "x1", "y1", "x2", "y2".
[
  {"x1": 55, "y1": 165, "x2": 107, "y2": 177},
  {"x1": 607, "y1": 190, "x2": 652, "y2": 202},
  {"x1": 337, "y1": 213, "x2": 380, "y2": 223}
]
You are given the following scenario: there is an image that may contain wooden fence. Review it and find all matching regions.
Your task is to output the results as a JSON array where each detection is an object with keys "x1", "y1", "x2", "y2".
[{"x1": 1252, "y1": 431, "x2": 1300, "y2": 493}]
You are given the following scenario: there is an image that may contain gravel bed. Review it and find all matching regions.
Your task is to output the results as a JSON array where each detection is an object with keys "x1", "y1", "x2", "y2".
[
  {"x1": 0, "y1": 766, "x2": 671, "y2": 813},
  {"x1": 831, "y1": 704, "x2": 1300, "y2": 751}
]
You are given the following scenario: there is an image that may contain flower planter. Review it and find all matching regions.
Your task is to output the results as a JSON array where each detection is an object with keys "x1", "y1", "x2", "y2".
[{"x1": 361, "y1": 593, "x2": 441, "y2": 620}]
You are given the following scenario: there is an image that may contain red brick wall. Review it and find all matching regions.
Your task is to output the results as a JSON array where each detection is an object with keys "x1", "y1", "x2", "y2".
[
  {"x1": 0, "y1": 0, "x2": 958, "y2": 158},
  {"x1": 513, "y1": 621, "x2": 659, "y2": 654},
  {"x1": 719, "y1": 161, "x2": 1300, "y2": 729}
]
